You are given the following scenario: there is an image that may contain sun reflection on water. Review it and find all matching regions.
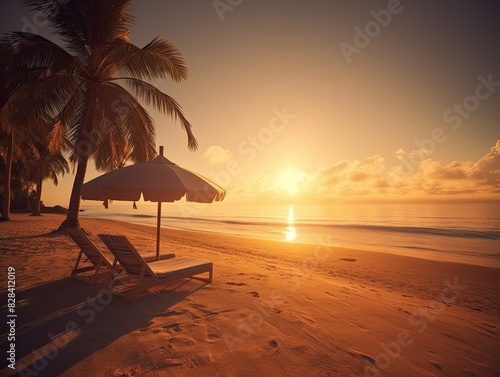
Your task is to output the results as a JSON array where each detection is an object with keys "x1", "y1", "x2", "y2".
[{"x1": 285, "y1": 206, "x2": 297, "y2": 241}]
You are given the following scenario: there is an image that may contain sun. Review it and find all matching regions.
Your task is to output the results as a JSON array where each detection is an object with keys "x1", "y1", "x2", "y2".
[{"x1": 276, "y1": 167, "x2": 306, "y2": 195}]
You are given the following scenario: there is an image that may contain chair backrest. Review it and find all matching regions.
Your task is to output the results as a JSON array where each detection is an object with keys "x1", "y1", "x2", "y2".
[
  {"x1": 98, "y1": 234, "x2": 154, "y2": 276},
  {"x1": 68, "y1": 229, "x2": 111, "y2": 266}
]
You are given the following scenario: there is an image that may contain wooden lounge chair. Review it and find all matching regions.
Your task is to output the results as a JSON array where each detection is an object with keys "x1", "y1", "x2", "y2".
[
  {"x1": 68, "y1": 228, "x2": 118, "y2": 285},
  {"x1": 68, "y1": 229, "x2": 175, "y2": 285},
  {"x1": 99, "y1": 234, "x2": 213, "y2": 302}
]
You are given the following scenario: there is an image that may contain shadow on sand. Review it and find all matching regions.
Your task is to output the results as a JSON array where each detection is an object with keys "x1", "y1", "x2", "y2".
[{"x1": 0, "y1": 276, "x2": 207, "y2": 376}]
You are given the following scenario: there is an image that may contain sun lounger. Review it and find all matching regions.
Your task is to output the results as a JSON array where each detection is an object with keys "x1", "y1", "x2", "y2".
[
  {"x1": 68, "y1": 229, "x2": 175, "y2": 285},
  {"x1": 68, "y1": 228, "x2": 118, "y2": 285},
  {"x1": 98, "y1": 234, "x2": 213, "y2": 302}
]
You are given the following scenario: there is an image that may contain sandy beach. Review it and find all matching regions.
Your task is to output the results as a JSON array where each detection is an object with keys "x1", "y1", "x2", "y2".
[{"x1": 1, "y1": 213, "x2": 499, "y2": 376}]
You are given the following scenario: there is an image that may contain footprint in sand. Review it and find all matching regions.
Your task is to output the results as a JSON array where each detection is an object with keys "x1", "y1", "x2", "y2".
[
  {"x1": 246, "y1": 291, "x2": 260, "y2": 298},
  {"x1": 184, "y1": 351, "x2": 206, "y2": 367},
  {"x1": 226, "y1": 282, "x2": 246, "y2": 286},
  {"x1": 165, "y1": 323, "x2": 181, "y2": 334},
  {"x1": 339, "y1": 258, "x2": 357, "y2": 262},
  {"x1": 268, "y1": 340, "x2": 278, "y2": 349},
  {"x1": 168, "y1": 335, "x2": 197, "y2": 348},
  {"x1": 430, "y1": 361, "x2": 444, "y2": 371},
  {"x1": 395, "y1": 306, "x2": 412, "y2": 315},
  {"x1": 206, "y1": 333, "x2": 221, "y2": 343},
  {"x1": 348, "y1": 349, "x2": 376, "y2": 365}
]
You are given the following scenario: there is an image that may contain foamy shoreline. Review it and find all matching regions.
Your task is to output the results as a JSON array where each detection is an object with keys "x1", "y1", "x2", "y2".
[{"x1": 1, "y1": 214, "x2": 499, "y2": 376}]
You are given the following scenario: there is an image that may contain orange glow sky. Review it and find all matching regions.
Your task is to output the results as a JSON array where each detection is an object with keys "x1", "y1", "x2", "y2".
[{"x1": 1, "y1": 1, "x2": 499, "y2": 206}]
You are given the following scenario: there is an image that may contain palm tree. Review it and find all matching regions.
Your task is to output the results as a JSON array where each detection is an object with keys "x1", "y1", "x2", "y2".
[
  {"x1": 1, "y1": 35, "x2": 64, "y2": 220},
  {"x1": 21, "y1": 142, "x2": 70, "y2": 216},
  {"x1": 0, "y1": 128, "x2": 14, "y2": 221},
  {"x1": 2, "y1": 0, "x2": 198, "y2": 229},
  {"x1": 0, "y1": 42, "x2": 22, "y2": 221},
  {"x1": 0, "y1": 132, "x2": 34, "y2": 214}
]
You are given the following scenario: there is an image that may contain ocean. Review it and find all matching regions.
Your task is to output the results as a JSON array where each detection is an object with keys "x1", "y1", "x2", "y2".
[{"x1": 79, "y1": 201, "x2": 500, "y2": 268}]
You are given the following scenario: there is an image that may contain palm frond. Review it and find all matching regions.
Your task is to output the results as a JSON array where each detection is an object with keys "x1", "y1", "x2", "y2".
[
  {"x1": 3, "y1": 32, "x2": 83, "y2": 72},
  {"x1": 92, "y1": 122, "x2": 129, "y2": 172},
  {"x1": 114, "y1": 77, "x2": 198, "y2": 151},
  {"x1": 46, "y1": 120, "x2": 69, "y2": 155},
  {"x1": 85, "y1": 0, "x2": 134, "y2": 45},
  {"x1": 100, "y1": 37, "x2": 187, "y2": 82},
  {"x1": 23, "y1": 0, "x2": 88, "y2": 61},
  {"x1": 24, "y1": 0, "x2": 134, "y2": 62},
  {"x1": 94, "y1": 82, "x2": 157, "y2": 167},
  {"x1": 91, "y1": 86, "x2": 130, "y2": 171},
  {"x1": 50, "y1": 84, "x2": 87, "y2": 152},
  {"x1": 44, "y1": 152, "x2": 70, "y2": 185},
  {"x1": 67, "y1": 85, "x2": 95, "y2": 164},
  {"x1": 2, "y1": 74, "x2": 84, "y2": 131}
]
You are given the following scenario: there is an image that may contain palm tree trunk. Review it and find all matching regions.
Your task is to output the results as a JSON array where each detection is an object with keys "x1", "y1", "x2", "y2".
[
  {"x1": 58, "y1": 83, "x2": 97, "y2": 230},
  {"x1": 58, "y1": 155, "x2": 88, "y2": 229},
  {"x1": 25, "y1": 181, "x2": 32, "y2": 213},
  {"x1": 32, "y1": 176, "x2": 42, "y2": 216},
  {"x1": 1, "y1": 131, "x2": 13, "y2": 221}
]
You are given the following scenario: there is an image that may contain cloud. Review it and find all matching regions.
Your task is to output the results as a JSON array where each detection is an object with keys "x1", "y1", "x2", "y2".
[
  {"x1": 395, "y1": 148, "x2": 405, "y2": 160},
  {"x1": 473, "y1": 139, "x2": 500, "y2": 184},
  {"x1": 202, "y1": 145, "x2": 233, "y2": 164},
  {"x1": 231, "y1": 139, "x2": 500, "y2": 203}
]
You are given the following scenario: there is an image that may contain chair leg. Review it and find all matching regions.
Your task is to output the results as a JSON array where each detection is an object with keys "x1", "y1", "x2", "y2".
[
  {"x1": 71, "y1": 250, "x2": 84, "y2": 278},
  {"x1": 89, "y1": 262, "x2": 101, "y2": 285}
]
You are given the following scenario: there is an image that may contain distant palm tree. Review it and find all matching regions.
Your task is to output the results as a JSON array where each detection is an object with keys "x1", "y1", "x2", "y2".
[
  {"x1": 0, "y1": 130, "x2": 34, "y2": 214},
  {"x1": 2, "y1": 0, "x2": 198, "y2": 229},
  {"x1": 1, "y1": 42, "x2": 16, "y2": 220},
  {"x1": 22, "y1": 142, "x2": 70, "y2": 216},
  {"x1": 0, "y1": 128, "x2": 15, "y2": 221},
  {"x1": 0, "y1": 42, "x2": 40, "y2": 220}
]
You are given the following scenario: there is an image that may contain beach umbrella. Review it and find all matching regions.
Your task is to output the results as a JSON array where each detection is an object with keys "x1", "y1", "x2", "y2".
[{"x1": 81, "y1": 146, "x2": 226, "y2": 260}]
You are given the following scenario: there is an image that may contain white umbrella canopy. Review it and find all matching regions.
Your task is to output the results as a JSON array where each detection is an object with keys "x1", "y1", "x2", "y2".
[{"x1": 82, "y1": 146, "x2": 225, "y2": 259}]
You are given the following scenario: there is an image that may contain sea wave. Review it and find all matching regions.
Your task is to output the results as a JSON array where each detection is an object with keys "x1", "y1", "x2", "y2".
[
  {"x1": 80, "y1": 203, "x2": 500, "y2": 266},
  {"x1": 157, "y1": 216, "x2": 500, "y2": 241}
]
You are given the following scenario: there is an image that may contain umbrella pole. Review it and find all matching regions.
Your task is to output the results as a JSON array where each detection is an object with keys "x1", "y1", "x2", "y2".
[{"x1": 156, "y1": 201, "x2": 162, "y2": 260}]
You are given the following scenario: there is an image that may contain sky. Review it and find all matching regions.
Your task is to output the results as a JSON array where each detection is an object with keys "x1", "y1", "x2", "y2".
[{"x1": 1, "y1": 0, "x2": 499, "y2": 206}]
